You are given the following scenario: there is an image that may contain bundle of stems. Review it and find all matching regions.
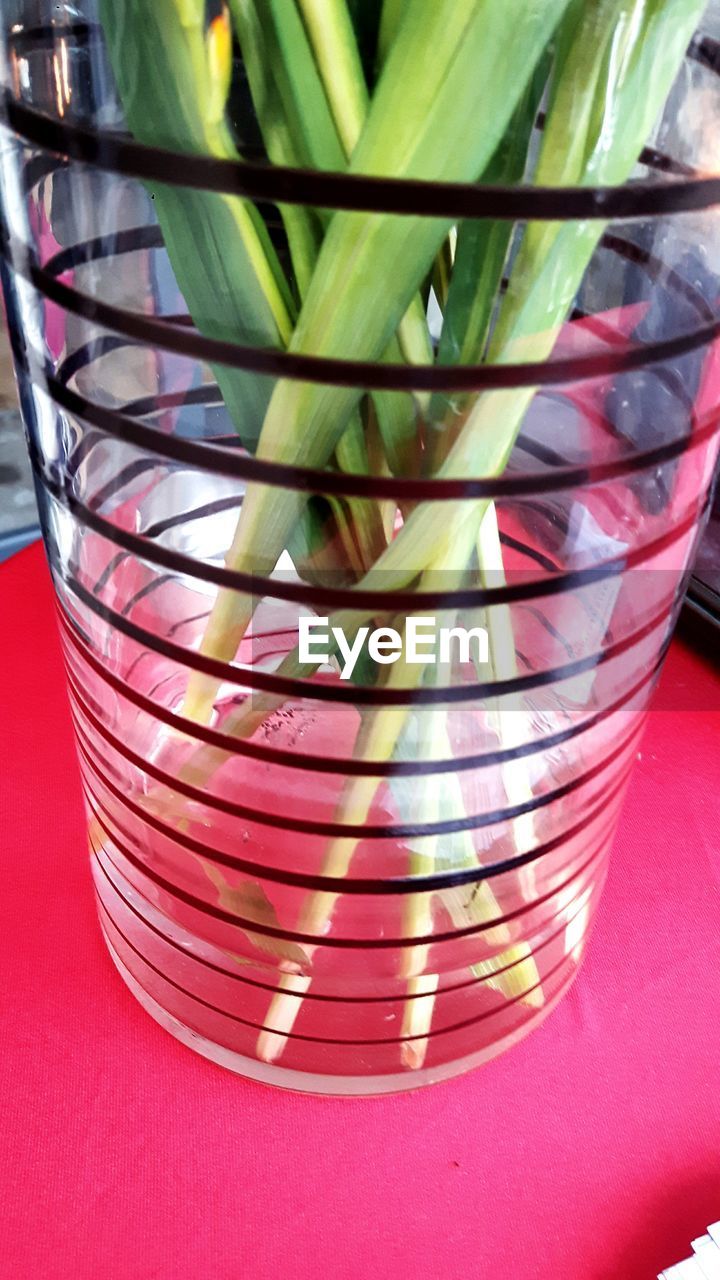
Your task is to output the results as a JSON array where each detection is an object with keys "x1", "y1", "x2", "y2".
[{"x1": 99, "y1": 0, "x2": 707, "y2": 1068}]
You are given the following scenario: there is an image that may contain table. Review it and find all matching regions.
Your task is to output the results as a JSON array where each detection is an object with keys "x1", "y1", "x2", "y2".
[{"x1": 2, "y1": 542, "x2": 720, "y2": 1280}]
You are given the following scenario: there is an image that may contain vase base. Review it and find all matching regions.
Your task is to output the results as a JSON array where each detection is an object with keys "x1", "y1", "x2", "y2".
[{"x1": 103, "y1": 929, "x2": 575, "y2": 1096}]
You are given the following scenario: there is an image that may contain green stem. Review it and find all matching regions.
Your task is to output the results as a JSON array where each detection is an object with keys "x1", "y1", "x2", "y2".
[
  {"x1": 476, "y1": 505, "x2": 539, "y2": 888},
  {"x1": 254, "y1": 514, "x2": 540, "y2": 1066},
  {"x1": 377, "y1": 0, "x2": 408, "y2": 65},
  {"x1": 231, "y1": 0, "x2": 321, "y2": 296},
  {"x1": 296, "y1": 0, "x2": 368, "y2": 156},
  {"x1": 398, "y1": 697, "x2": 443, "y2": 1072},
  {"x1": 294, "y1": 0, "x2": 433, "y2": 374}
]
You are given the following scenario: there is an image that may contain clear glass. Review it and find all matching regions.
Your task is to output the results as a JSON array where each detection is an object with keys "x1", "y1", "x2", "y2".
[{"x1": 1, "y1": 2, "x2": 719, "y2": 1093}]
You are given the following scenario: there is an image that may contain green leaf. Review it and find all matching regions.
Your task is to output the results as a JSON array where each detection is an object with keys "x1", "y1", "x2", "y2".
[
  {"x1": 297, "y1": 0, "x2": 369, "y2": 156},
  {"x1": 202, "y1": 861, "x2": 310, "y2": 969},
  {"x1": 98, "y1": 0, "x2": 294, "y2": 450},
  {"x1": 261, "y1": 0, "x2": 346, "y2": 172},
  {"x1": 150, "y1": 188, "x2": 281, "y2": 446}
]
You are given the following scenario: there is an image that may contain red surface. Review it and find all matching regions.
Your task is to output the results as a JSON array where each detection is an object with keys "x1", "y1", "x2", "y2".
[{"x1": 2, "y1": 541, "x2": 720, "y2": 1280}]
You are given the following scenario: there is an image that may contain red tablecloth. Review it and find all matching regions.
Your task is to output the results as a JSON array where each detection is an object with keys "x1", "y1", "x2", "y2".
[{"x1": 2, "y1": 542, "x2": 720, "y2": 1280}]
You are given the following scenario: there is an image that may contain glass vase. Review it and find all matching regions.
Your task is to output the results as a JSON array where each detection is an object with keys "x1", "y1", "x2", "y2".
[{"x1": 1, "y1": 1, "x2": 719, "y2": 1094}]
